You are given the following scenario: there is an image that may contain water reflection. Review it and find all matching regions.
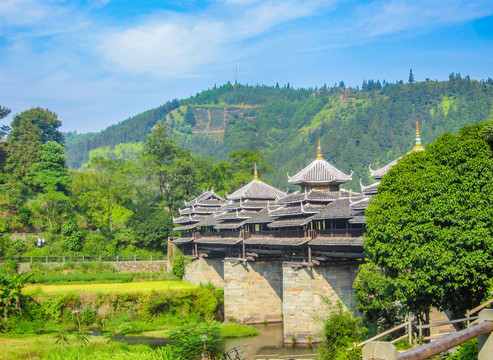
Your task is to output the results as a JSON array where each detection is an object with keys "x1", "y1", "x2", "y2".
[{"x1": 225, "y1": 323, "x2": 317, "y2": 360}]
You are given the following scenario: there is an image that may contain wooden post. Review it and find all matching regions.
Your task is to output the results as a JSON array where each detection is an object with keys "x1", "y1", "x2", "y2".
[
  {"x1": 467, "y1": 309, "x2": 470, "y2": 328},
  {"x1": 308, "y1": 246, "x2": 312, "y2": 263},
  {"x1": 30, "y1": 256, "x2": 32, "y2": 264},
  {"x1": 408, "y1": 313, "x2": 413, "y2": 345},
  {"x1": 478, "y1": 309, "x2": 493, "y2": 360},
  {"x1": 45, "y1": 256, "x2": 48, "y2": 264},
  {"x1": 397, "y1": 320, "x2": 493, "y2": 360},
  {"x1": 419, "y1": 319, "x2": 422, "y2": 339}
]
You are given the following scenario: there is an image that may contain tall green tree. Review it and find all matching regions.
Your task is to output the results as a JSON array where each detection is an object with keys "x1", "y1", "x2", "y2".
[
  {"x1": 360, "y1": 123, "x2": 493, "y2": 320},
  {"x1": 142, "y1": 121, "x2": 178, "y2": 206},
  {"x1": 6, "y1": 108, "x2": 63, "y2": 186}
]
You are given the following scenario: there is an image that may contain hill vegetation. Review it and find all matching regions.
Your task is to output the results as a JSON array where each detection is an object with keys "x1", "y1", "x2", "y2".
[{"x1": 66, "y1": 75, "x2": 493, "y2": 190}]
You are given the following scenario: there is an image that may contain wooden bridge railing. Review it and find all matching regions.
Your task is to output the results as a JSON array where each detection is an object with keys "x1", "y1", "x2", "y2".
[{"x1": 362, "y1": 308, "x2": 493, "y2": 360}]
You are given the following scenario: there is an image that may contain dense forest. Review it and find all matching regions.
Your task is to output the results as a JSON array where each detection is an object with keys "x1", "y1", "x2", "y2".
[
  {"x1": 0, "y1": 105, "x2": 273, "y2": 257},
  {"x1": 66, "y1": 74, "x2": 493, "y2": 190}
]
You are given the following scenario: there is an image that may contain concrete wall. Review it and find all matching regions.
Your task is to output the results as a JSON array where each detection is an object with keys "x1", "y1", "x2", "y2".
[
  {"x1": 282, "y1": 263, "x2": 359, "y2": 343},
  {"x1": 224, "y1": 260, "x2": 283, "y2": 323},
  {"x1": 183, "y1": 257, "x2": 224, "y2": 287}
]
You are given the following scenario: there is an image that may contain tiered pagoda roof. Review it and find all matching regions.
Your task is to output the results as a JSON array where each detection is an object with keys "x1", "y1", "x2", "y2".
[
  {"x1": 173, "y1": 189, "x2": 226, "y2": 231},
  {"x1": 287, "y1": 139, "x2": 352, "y2": 187},
  {"x1": 267, "y1": 141, "x2": 356, "y2": 229},
  {"x1": 212, "y1": 164, "x2": 286, "y2": 230}
]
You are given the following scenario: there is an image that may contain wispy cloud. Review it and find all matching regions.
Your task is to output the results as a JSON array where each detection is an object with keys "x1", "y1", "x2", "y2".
[
  {"x1": 99, "y1": 0, "x2": 333, "y2": 77},
  {"x1": 349, "y1": 0, "x2": 493, "y2": 38}
]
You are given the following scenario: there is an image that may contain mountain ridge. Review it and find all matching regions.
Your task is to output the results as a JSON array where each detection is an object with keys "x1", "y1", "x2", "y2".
[{"x1": 66, "y1": 76, "x2": 493, "y2": 190}]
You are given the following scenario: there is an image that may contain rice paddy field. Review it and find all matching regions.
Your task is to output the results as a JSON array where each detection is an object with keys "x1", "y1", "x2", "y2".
[{"x1": 23, "y1": 280, "x2": 198, "y2": 296}]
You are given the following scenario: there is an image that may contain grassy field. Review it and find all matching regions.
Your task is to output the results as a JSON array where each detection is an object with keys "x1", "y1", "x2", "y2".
[{"x1": 24, "y1": 280, "x2": 198, "y2": 296}]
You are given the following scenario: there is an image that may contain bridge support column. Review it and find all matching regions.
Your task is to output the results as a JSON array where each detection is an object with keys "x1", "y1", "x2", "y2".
[
  {"x1": 282, "y1": 263, "x2": 359, "y2": 343},
  {"x1": 183, "y1": 258, "x2": 224, "y2": 287},
  {"x1": 224, "y1": 260, "x2": 283, "y2": 323}
]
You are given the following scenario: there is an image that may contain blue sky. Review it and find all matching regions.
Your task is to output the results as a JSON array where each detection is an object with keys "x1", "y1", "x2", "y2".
[{"x1": 0, "y1": 0, "x2": 492, "y2": 133}]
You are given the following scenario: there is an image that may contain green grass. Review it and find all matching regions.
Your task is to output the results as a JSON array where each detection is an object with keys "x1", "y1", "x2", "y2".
[
  {"x1": 219, "y1": 323, "x2": 259, "y2": 338},
  {"x1": 24, "y1": 280, "x2": 198, "y2": 296},
  {"x1": 27, "y1": 272, "x2": 174, "y2": 285}
]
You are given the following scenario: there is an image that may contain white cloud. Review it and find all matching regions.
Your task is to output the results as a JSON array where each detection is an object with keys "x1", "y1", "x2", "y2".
[
  {"x1": 99, "y1": 0, "x2": 333, "y2": 77},
  {"x1": 351, "y1": 0, "x2": 493, "y2": 38}
]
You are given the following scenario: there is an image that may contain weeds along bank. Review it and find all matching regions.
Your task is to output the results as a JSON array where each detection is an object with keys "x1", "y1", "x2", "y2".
[{"x1": 5, "y1": 284, "x2": 224, "y2": 336}]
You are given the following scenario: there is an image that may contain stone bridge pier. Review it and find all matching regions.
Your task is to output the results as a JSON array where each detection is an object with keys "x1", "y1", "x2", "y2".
[{"x1": 184, "y1": 258, "x2": 359, "y2": 343}]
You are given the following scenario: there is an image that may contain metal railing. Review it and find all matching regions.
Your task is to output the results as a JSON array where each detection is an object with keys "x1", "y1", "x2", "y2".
[{"x1": 1, "y1": 254, "x2": 167, "y2": 264}]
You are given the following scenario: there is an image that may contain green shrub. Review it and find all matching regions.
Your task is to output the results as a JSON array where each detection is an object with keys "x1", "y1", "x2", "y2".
[
  {"x1": 79, "y1": 308, "x2": 97, "y2": 326},
  {"x1": 169, "y1": 322, "x2": 223, "y2": 360},
  {"x1": 317, "y1": 298, "x2": 365, "y2": 360},
  {"x1": 447, "y1": 338, "x2": 477, "y2": 360},
  {"x1": 172, "y1": 255, "x2": 190, "y2": 279}
]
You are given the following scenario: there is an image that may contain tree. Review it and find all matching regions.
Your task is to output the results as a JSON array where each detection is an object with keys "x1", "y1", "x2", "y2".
[
  {"x1": 142, "y1": 121, "x2": 178, "y2": 206},
  {"x1": 6, "y1": 108, "x2": 63, "y2": 186},
  {"x1": 184, "y1": 106, "x2": 196, "y2": 126},
  {"x1": 362, "y1": 123, "x2": 493, "y2": 320},
  {"x1": 28, "y1": 141, "x2": 70, "y2": 193},
  {"x1": 408, "y1": 69, "x2": 415, "y2": 84},
  {"x1": 0, "y1": 105, "x2": 11, "y2": 140}
]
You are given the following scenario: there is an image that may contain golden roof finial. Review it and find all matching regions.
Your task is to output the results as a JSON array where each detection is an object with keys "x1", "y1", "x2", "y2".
[
  {"x1": 316, "y1": 137, "x2": 323, "y2": 160},
  {"x1": 413, "y1": 121, "x2": 424, "y2": 150},
  {"x1": 253, "y1": 162, "x2": 259, "y2": 181}
]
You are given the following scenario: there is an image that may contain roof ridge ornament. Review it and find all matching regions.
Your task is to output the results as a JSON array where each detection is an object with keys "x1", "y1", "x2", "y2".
[
  {"x1": 414, "y1": 121, "x2": 425, "y2": 150},
  {"x1": 316, "y1": 137, "x2": 323, "y2": 160},
  {"x1": 253, "y1": 163, "x2": 259, "y2": 181}
]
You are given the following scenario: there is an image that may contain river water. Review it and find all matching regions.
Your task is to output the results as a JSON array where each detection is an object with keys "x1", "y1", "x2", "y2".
[
  {"x1": 119, "y1": 323, "x2": 318, "y2": 359},
  {"x1": 225, "y1": 323, "x2": 317, "y2": 360}
]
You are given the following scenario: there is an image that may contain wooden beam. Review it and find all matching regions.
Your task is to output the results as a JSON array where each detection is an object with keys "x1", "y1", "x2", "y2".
[{"x1": 397, "y1": 321, "x2": 493, "y2": 360}]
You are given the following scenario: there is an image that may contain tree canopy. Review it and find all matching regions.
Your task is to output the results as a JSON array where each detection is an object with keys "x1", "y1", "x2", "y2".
[{"x1": 358, "y1": 123, "x2": 493, "y2": 320}]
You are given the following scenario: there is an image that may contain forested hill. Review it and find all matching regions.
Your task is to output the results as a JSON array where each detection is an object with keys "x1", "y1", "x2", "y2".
[{"x1": 66, "y1": 75, "x2": 493, "y2": 189}]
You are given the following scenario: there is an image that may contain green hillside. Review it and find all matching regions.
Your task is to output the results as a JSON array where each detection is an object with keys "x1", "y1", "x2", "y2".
[{"x1": 66, "y1": 75, "x2": 493, "y2": 190}]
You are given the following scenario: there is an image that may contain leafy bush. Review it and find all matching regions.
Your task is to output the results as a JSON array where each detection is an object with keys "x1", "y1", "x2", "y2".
[
  {"x1": 317, "y1": 298, "x2": 365, "y2": 360},
  {"x1": 447, "y1": 338, "x2": 477, "y2": 360},
  {"x1": 172, "y1": 255, "x2": 190, "y2": 279},
  {"x1": 168, "y1": 322, "x2": 223, "y2": 360}
]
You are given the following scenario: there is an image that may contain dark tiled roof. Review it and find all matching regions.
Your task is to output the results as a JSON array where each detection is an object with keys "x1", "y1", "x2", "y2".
[
  {"x1": 245, "y1": 208, "x2": 277, "y2": 224},
  {"x1": 350, "y1": 197, "x2": 370, "y2": 210},
  {"x1": 288, "y1": 159, "x2": 352, "y2": 185},
  {"x1": 370, "y1": 159, "x2": 399, "y2": 180},
  {"x1": 228, "y1": 180, "x2": 286, "y2": 200},
  {"x1": 195, "y1": 237, "x2": 242, "y2": 245},
  {"x1": 268, "y1": 203, "x2": 326, "y2": 217},
  {"x1": 195, "y1": 214, "x2": 220, "y2": 227},
  {"x1": 173, "y1": 223, "x2": 199, "y2": 231},
  {"x1": 244, "y1": 236, "x2": 311, "y2": 246},
  {"x1": 173, "y1": 215, "x2": 206, "y2": 224},
  {"x1": 172, "y1": 237, "x2": 194, "y2": 244},
  {"x1": 214, "y1": 220, "x2": 248, "y2": 230},
  {"x1": 267, "y1": 216, "x2": 313, "y2": 228},
  {"x1": 214, "y1": 210, "x2": 258, "y2": 220},
  {"x1": 360, "y1": 181, "x2": 380, "y2": 195},
  {"x1": 309, "y1": 236, "x2": 364, "y2": 246},
  {"x1": 349, "y1": 216, "x2": 366, "y2": 224},
  {"x1": 278, "y1": 190, "x2": 340, "y2": 204},
  {"x1": 184, "y1": 190, "x2": 226, "y2": 207},
  {"x1": 311, "y1": 198, "x2": 353, "y2": 220},
  {"x1": 370, "y1": 148, "x2": 424, "y2": 180}
]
